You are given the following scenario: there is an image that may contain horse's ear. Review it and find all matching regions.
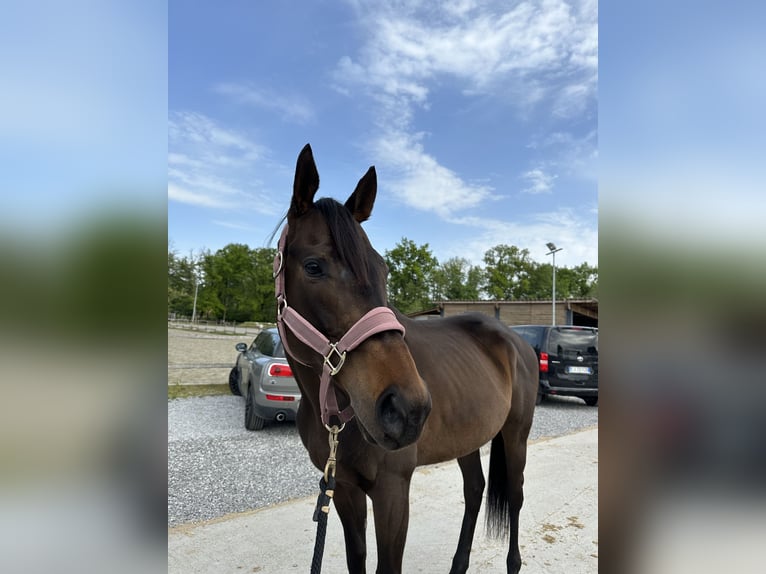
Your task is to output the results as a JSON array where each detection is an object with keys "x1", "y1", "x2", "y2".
[
  {"x1": 291, "y1": 143, "x2": 319, "y2": 217},
  {"x1": 345, "y1": 166, "x2": 377, "y2": 223}
]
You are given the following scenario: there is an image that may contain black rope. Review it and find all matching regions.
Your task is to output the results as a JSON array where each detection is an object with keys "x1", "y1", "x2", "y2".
[{"x1": 310, "y1": 473, "x2": 336, "y2": 574}]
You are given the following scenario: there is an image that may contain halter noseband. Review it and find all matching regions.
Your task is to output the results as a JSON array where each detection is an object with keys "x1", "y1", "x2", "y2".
[{"x1": 273, "y1": 224, "x2": 405, "y2": 426}]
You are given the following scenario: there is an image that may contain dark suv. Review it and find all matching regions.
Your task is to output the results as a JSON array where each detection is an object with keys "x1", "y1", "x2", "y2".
[{"x1": 509, "y1": 325, "x2": 598, "y2": 406}]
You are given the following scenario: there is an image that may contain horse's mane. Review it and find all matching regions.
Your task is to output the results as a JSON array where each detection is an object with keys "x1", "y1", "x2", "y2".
[{"x1": 314, "y1": 197, "x2": 378, "y2": 291}]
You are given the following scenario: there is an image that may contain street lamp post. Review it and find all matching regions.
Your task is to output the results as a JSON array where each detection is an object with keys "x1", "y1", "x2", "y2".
[
  {"x1": 191, "y1": 279, "x2": 199, "y2": 323},
  {"x1": 545, "y1": 242, "x2": 563, "y2": 325},
  {"x1": 191, "y1": 257, "x2": 202, "y2": 323}
]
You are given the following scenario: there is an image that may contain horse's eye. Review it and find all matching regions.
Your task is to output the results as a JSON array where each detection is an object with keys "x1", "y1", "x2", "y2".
[{"x1": 304, "y1": 260, "x2": 323, "y2": 277}]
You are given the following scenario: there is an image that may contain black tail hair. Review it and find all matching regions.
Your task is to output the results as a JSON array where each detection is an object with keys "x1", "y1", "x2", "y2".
[{"x1": 485, "y1": 432, "x2": 511, "y2": 539}]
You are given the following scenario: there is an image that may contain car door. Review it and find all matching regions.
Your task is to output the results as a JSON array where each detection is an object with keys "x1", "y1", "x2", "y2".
[
  {"x1": 248, "y1": 330, "x2": 275, "y2": 391},
  {"x1": 238, "y1": 331, "x2": 267, "y2": 397}
]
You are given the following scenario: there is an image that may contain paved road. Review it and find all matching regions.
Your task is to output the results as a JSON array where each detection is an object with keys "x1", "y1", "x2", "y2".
[{"x1": 168, "y1": 394, "x2": 597, "y2": 527}]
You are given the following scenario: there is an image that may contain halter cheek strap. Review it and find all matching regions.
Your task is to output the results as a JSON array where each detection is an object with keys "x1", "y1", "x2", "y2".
[{"x1": 273, "y1": 225, "x2": 405, "y2": 426}]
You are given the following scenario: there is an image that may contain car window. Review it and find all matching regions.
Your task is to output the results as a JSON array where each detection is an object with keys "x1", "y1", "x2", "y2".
[
  {"x1": 249, "y1": 333, "x2": 265, "y2": 352},
  {"x1": 255, "y1": 331, "x2": 276, "y2": 356},
  {"x1": 271, "y1": 332, "x2": 286, "y2": 358},
  {"x1": 548, "y1": 328, "x2": 598, "y2": 359},
  {"x1": 511, "y1": 326, "x2": 544, "y2": 353}
]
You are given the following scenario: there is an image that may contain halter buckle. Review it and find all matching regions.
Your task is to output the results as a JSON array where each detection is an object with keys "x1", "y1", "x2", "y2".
[{"x1": 323, "y1": 343, "x2": 347, "y2": 376}]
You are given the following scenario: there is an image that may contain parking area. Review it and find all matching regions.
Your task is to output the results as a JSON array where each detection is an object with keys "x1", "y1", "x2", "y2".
[
  {"x1": 168, "y1": 327, "x2": 598, "y2": 572},
  {"x1": 169, "y1": 427, "x2": 597, "y2": 573}
]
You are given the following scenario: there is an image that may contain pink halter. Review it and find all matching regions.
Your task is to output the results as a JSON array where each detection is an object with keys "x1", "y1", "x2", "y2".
[{"x1": 273, "y1": 224, "x2": 405, "y2": 426}]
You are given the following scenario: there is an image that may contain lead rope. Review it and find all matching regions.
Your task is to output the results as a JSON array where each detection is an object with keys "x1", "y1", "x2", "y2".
[{"x1": 310, "y1": 424, "x2": 344, "y2": 574}]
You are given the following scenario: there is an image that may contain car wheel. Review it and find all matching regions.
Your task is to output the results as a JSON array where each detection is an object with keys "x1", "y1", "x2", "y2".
[
  {"x1": 245, "y1": 380, "x2": 266, "y2": 431},
  {"x1": 535, "y1": 389, "x2": 545, "y2": 405},
  {"x1": 228, "y1": 367, "x2": 241, "y2": 396},
  {"x1": 583, "y1": 396, "x2": 598, "y2": 406}
]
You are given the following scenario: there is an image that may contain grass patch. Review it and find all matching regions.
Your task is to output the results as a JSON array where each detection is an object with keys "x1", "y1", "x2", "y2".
[{"x1": 168, "y1": 384, "x2": 231, "y2": 400}]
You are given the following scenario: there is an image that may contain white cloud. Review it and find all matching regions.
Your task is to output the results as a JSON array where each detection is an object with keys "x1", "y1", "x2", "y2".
[
  {"x1": 334, "y1": 0, "x2": 597, "y2": 218},
  {"x1": 372, "y1": 130, "x2": 494, "y2": 217},
  {"x1": 526, "y1": 129, "x2": 598, "y2": 182},
  {"x1": 521, "y1": 168, "x2": 556, "y2": 194},
  {"x1": 552, "y1": 82, "x2": 594, "y2": 118},
  {"x1": 211, "y1": 220, "x2": 258, "y2": 231},
  {"x1": 169, "y1": 111, "x2": 262, "y2": 161},
  {"x1": 446, "y1": 207, "x2": 598, "y2": 267},
  {"x1": 168, "y1": 183, "x2": 233, "y2": 209},
  {"x1": 213, "y1": 83, "x2": 315, "y2": 124},
  {"x1": 336, "y1": 0, "x2": 596, "y2": 110},
  {"x1": 168, "y1": 111, "x2": 282, "y2": 215},
  {"x1": 168, "y1": 167, "x2": 242, "y2": 197},
  {"x1": 168, "y1": 152, "x2": 201, "y2": 168}
]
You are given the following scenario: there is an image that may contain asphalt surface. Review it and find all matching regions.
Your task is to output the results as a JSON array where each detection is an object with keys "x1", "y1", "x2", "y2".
[{"x1": 168, "y1": 394, "x2": 597, "y2": 527}]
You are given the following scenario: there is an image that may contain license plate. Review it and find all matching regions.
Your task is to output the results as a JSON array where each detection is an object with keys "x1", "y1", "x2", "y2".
[{"x1": 567, "y1": 365, "x2": 592, "y2": 375}]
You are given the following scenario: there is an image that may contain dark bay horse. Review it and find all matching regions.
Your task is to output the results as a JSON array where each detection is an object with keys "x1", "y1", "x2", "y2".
[{"x1": 275, "y1": 144, "x2": 538, "y2": 573}]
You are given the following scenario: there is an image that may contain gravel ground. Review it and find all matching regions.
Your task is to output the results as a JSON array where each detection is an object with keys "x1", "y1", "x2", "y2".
[{"x1": 168, "y1": 394, "x2": 597, "y2": 527}]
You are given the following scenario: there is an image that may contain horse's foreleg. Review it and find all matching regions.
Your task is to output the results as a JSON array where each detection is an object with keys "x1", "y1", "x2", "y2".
[
  {"x1": 369, "y1": 472, "x2": 411, "y2": 574},
  {"x1": 450, "y1": 450, "x2": 485, "y2": 574},
  {"x1": 334, "y1": 480, "x2": 368, "y2": 573}
]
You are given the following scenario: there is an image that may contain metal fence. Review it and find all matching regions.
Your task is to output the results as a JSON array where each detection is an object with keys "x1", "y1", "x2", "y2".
[
  {"x1": 168, "y1": 319, "x2": 267, "y2": 385},
  {"x1": 168, "y1": 318, "x2": 271, "y2": 337}
]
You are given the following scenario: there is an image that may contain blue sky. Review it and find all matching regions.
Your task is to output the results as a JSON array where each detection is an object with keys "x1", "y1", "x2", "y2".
[{"x1": 169, "y1": 0, "x2": 598, "y2": 269}]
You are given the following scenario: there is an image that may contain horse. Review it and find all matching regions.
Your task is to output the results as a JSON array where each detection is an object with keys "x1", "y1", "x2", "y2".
[{"x1": 273, "y1": 144, "x2": 539, "y2": 573}]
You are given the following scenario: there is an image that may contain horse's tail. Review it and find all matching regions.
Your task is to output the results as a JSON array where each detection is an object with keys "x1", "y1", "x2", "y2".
[{"x1": 485, "y1": 431, "x2": 511, "y2": 539}]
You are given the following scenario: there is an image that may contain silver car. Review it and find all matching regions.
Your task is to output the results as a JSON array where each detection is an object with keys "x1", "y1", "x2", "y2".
[{"x1": 228, "y1": 327, "x2": 301, "y2": 430}]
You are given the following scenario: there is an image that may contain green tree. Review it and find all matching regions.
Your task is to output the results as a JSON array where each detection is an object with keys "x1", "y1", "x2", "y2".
[
  {"x1": 434, "y1": 257, "x2": 482, "y2": 300},
  {"x1": 524, "y1": 262, "x2": 553, "y2": 300},
  {"x1": 504, "y1": 261, "x2": 598, "y2": 299},
  {"x1": 527, "y1": 262, "x2": 598, "y2": 300},
  {"x1": 482, "y1": 244, "x2": 535, "y2": 300},
  {"x1": 200, "y1": 244, "x2": 277, "y2": 322},
  {"x1": 384, "y1": 238, "x2": 439, "y2": 314},
  {"x1": 558, "y1": 263, "x2": 598, "y2": 298},
  {"x1": 168, "y1": 247, "x2": 198, "y2": 317},
  {"x1": 250, "y1": 247, "x2": 279, "y2": 322}
]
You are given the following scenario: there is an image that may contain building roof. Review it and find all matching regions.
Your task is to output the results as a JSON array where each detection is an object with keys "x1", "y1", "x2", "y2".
[{"x1": 407, "y1": 298, "x2": 599, "y2": 320}]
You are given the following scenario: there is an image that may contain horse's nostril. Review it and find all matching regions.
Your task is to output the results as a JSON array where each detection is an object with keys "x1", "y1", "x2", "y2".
[
  {"x1": 378, "y1": 389, "x2": 404, "y2": 436},
  {"x1": 375, "y1": 386, "x2": 431, "y2": 448},
  {"x1": 377, "y1": 387, "x2": 406, "y2": 438}
]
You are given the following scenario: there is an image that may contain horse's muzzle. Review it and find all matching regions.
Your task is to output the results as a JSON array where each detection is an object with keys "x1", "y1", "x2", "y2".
[{"x1": 375, "y1": 385, "x2": 432, "y2": 450}]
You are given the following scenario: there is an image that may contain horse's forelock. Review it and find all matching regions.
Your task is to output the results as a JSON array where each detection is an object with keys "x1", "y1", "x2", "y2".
[{"x1": 314, "y1": 198, "x2": 377, "y2": 289}]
